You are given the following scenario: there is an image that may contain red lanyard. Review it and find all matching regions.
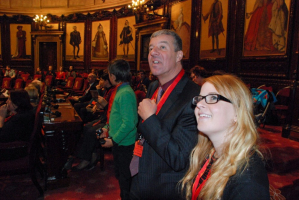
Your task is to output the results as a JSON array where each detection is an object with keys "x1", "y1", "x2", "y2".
[
  {"x1": 191, "y1": 151, "x2": 215, "y2": 200},
  {"x1": 107, "y1": 82, "x2": 122, "y2": 124},
  {"x1": 4, "y1": 113, "x2": 16, "y2": 123},
  {"x1": 151, "y1": 69, "x2": 185, "y2": 114}
]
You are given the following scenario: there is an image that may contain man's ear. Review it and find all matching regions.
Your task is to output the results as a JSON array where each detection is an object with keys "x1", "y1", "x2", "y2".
[{"x1": 176, "y1": 50, "x2": 183, "y2": 62}]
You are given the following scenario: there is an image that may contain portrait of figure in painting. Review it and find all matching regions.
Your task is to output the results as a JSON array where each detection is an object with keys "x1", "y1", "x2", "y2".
[
  {"x1": 10, "y1": 24, "x2": 31, "y2": 59},
  {"x1": 66, "y1": 23, "x2": 84, "y2": 61},
  {"x1": 92, "y1": 23, "x2": 108, "y2": 58},
  {"x1": 171, "y1": 0, "x2": 192, "y2": 59},
  {"x1": 243, "y1": 0, "x2": 289, "y2": 56},
  {"x1": 70, "y1": 26, "x2": 82, "y2": 59},
  {"x1": 120, "y1": 20, "x2": 133, "y2": 58},
  {"x1": 200, "y1": 0, "x2": 228, "y2": 59},
  {"x1": 12, "y1": 26, "x2": 27, "y2": 59},
  {"x1": 117, "y1": 16, "x2": 135, "y2": 60}
]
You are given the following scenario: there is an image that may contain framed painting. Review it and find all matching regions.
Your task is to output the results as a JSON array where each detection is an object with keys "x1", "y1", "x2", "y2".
[
  {"x1": 10, "y1": 24, "x2": 32, "y2": 59},
  {"x1": 46, "y1": 22, "x2": 59, "y2": 30},
  {"x1": 66, "y1": 22, "x2": 85, "y2": 61},
  {"x1": 91, "y1": 20, "x2": 110, "y2": 61},
  {"x1": 243, "y1": 0, "x2": 290, "y2": 57},
  {"x1": 141, "y1": 34, "x2": 151, "y2": 61},
  {"x1": 200, "y1": 0, "x2": 228, "y2": 59},
  {"x1": 171, "y1": 0, "x2": 192, "y2": 59},
  {"x1": 116, "y1": 16, "x2": 136, "y2": 60},
  {"x1": 0, "y1": 26, "x2": 1, "y2": 59}
]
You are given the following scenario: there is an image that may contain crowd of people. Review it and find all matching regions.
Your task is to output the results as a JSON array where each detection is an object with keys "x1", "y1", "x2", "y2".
[{"x1": 0, "y1": 29, "x2": 270, "y2": 200}]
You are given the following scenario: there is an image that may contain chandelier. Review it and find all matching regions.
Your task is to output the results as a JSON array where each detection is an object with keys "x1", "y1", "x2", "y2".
[
  {"x1": 33, "y1": 15, "x2": 50, "y2": 30},
  {"x1": 128, "y1": 0, "x2": 153, "y2": 13}
]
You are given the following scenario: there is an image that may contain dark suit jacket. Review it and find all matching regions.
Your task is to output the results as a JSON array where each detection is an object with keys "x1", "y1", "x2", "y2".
[
  {"x1": 79, "y1": 81, "x2": 98, "y2": 103},
  {"x1": 131, "y1": 73, "x2": 200, "y2": 200}
]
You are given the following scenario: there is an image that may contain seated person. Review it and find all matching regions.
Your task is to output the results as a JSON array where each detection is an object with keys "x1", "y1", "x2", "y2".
[
  {"x1": 30, "y1": 79, "x2": 44, "y2": 96},
  {"x1": 25, "y1": 84, "x2": 39, "y2": 109},
  {"x1": 4, "y1": 65, "x2": 16, "y2": 79},
  {"x1": 69, "y1": 73, "x2": 98, "y2": 115},
  {"x1": 65, "y1": 66, "x2": 76, "y2": 82},
  {"x1": 190, "y1": 65, "x2": 208, "y2": 86},
  {"x1": 45, "y1": 65, "x2": 56, "y2": 85},
  {"x1": 0, "y1": 90, "x2": 34, "y2": 143},
  {"x1": 181, "y1": 74, "x2": 270, "y2": 200},
  {"x1": 80, "y1": 72, "x2": 114, "y2": 123},
  {"x1": 134, "y1": 83, "x2": 147, "y2": 106},
  {"x1": 56, "y1": 66, "x2": 66, "y2": 85},
  {"x1": 34, "y1": 67, "x2": 43, "y2": 81},
  {"x1": 136, "y1": 70, "x2": 150, "y2": 90}
]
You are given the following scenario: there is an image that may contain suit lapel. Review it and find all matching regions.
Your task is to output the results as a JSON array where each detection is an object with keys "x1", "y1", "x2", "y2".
[{"x1": 152, "y1": 74, "x2": 189, "y2": 118}]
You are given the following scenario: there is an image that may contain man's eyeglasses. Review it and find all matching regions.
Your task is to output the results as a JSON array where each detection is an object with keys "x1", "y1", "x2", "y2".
[{"x1": 192, "y1": 94, "x2": 232, "y2": 105}]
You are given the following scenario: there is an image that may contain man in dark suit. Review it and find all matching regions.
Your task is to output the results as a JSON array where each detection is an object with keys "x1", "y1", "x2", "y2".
[
  {"x1": 70, "y1": 26, "x2": 81, "y2": 59},
  {"x1": 69, "y1": 73, "x2": 98, "y2": 116},
  {"x1": 130, "y1": 30, "x2": 200, "y2": 199}
]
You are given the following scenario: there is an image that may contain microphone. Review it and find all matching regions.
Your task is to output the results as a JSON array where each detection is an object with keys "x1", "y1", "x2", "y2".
[{"x1": 51, "y1": 111, "x2": 61, "y2": 117}]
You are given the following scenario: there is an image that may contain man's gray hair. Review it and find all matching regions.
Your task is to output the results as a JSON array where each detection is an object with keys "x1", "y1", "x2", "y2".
[{"x1": 150, "y1": 29, "x2": 182, "y2": 52}]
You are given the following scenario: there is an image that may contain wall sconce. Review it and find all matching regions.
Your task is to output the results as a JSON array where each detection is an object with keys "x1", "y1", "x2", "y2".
[{"x1": 33, "y1": 15, "x2": 50, "y2": 30}]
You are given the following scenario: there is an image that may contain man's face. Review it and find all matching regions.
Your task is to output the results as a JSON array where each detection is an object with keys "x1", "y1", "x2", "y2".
[
  {"x1": 6, "y1": 66, "x2": 10, "y2": 71},
  {"x1": 69, "y1": 66, "x2": 73, "y2": 71},
  {"x1": 49, "y1": 66, "x2": 52, "y2": 71},
  {"x1": 148, "y1": 34, "x2": 182, "y2": 81},
  {"x1": 88, "y1": 74, "x2": 95, "y2": 83},
  {"x1": 73, "y1": 26, "x2": 77, "y2": 31},
  {"x1": 138, "y1": 72, "x2": 145, "y2": 80}
]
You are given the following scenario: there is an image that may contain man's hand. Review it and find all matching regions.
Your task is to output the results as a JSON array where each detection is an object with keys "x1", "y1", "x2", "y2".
[
  {"x1": 98, "y1": 96, "x2": 108, "y2": 107},
  {"x1": 138, "y1": 98, "x2": 157, "y2": 121},
  {"x1": 72, "y1": 96, "x2": 79, "y2": 101}
]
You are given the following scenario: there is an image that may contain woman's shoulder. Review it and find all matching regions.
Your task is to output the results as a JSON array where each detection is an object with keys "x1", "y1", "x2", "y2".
[{"x1": 222, "y1": 152, "x2": 270, "y2": 200}]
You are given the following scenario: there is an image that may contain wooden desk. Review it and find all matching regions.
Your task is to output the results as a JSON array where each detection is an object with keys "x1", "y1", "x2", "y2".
[{"x1": 43, "y1": 95, "x2": 82, "y2": 189}]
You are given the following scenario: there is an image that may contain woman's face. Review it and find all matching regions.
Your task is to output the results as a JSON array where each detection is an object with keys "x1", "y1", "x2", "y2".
[
  {"x1": 194, "y1": 82, "x2": 236, "y2": 141},
  {"x1": 6, "y1": 97, "x2": 18, "y2": 112}
]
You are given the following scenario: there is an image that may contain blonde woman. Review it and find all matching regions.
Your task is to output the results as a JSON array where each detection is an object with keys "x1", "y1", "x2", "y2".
[{"x1": 181, "y1": 74, "x2": 270, "y2": 200}]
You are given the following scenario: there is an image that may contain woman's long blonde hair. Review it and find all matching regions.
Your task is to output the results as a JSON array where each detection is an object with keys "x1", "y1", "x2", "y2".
[{"x1": 180, "y1": 74, "x2": 262, "y2": 199}]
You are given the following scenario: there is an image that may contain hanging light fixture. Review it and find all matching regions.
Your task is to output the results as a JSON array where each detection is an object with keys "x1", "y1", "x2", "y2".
[{"x1": 33, "y1": 15, "x2": 50, "y2": 30}]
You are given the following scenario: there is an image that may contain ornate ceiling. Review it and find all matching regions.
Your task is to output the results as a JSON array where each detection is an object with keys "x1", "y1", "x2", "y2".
[{"x1": 0, "y1": 0, "x2": 132, "y2": 16}]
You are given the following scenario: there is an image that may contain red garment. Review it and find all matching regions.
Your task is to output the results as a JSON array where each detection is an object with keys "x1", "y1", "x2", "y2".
[
  {"x1": 56, "y1": 71, "x2": 66, "y2": 80},
  {"x1": 244, "y1": 2, "x2": 273, "y2": 51}
]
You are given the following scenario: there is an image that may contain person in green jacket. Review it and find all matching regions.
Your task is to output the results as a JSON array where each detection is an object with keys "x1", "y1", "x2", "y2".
[{"x1": 100, "y1": 59, "x2": 138, "y2": 200}]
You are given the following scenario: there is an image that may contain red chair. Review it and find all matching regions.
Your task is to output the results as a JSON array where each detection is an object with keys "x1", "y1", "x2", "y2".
[
  {"x1": 21, "y1": 73, "x2": 30, "y2": 82},
  {"x1": 63, "y1": 76, "x2": 75, "y2": 89},
  {"x1": 33, "y1": 74, "x2": 42, "y2": 80},
  {"x1": 72, "y1": 77, "x2": 83, "y2": 91},
  {"x1": 73, "y1": 78, "x2": 89, "y2": 96},
  {"x1": 274, "y1": 86, "x2": 291, "y2": 125},
  {"x1": 14, "y1": 78, "x2": 24, "y2": 90},
  {"x1": 44, "y1": 75, "x2": 53, "y2": 87},
  {"x1": 81, "y1": 73, "x2": 89, "y2": 78},
  {"x1": 25, "y1": 79, "x2": 33, "y2": 87},
  {"x1": 1, "y1": 77, "x2": 12, "y2": 90}
]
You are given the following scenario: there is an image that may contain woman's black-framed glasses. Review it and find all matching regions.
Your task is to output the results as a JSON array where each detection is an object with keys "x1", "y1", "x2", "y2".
[{"x1": 192, "y1": 94, "x2": 232, "y2": 105}]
